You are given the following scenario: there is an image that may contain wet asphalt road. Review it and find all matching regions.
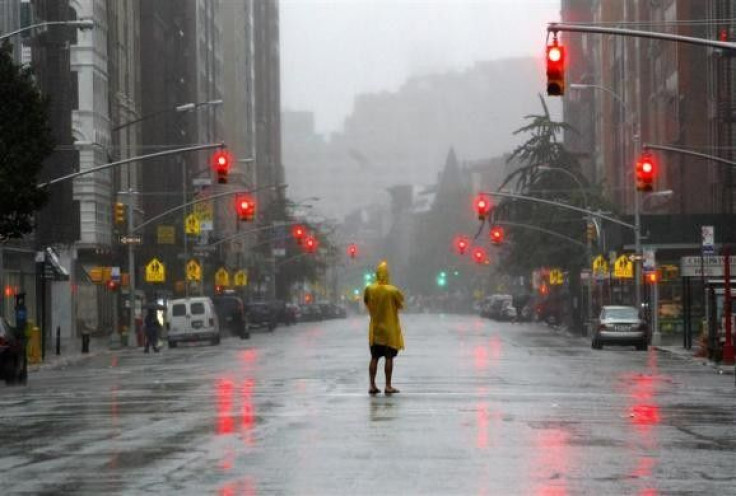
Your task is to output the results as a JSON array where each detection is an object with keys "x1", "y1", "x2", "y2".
[{"x1": 1, "y1": 313, "x2": 736, "y2": 495}]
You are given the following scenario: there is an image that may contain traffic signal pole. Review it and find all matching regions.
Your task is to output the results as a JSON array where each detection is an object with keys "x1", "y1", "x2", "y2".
[{"x1": 127, "y1": 187, "x2": 136, "y2": 344}]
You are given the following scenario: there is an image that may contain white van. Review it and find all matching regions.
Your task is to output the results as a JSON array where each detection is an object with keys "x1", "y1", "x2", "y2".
[{"x1": 165, "y1": 297, "x2": 221, "y2": 348}]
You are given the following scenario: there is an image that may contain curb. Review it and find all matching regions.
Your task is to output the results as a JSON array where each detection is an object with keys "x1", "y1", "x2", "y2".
[
  {"x1": 653, "y1": 346, "x2": 736, "y2": 375},
  {"x1": 28, "y1": 347, "x2": 118, "y2": 373}
]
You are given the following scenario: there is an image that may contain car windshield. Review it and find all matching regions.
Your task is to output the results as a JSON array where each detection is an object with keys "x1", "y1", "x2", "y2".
[{"x1": 603, "y1": 308, "x2": 639, "y2": 320}]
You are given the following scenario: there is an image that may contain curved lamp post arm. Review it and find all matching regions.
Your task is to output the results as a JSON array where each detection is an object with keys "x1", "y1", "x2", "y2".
[
  {"x1": 0, "y1": 19, "x2": 94, "y2": 41},
  {"x1": 537, "y1": 166, "x2": 589, "y2": 210},
  {"x1": 38, "y1": 142, "x2": 225, "y2": 188},
  {"x1": 486, "y1": 191, "x2": 635, "y2": 230}
]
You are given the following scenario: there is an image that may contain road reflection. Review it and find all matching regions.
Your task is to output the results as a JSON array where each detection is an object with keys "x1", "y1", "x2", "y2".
[
  {"x1": 533, "y1": 429, "x2": 570, "y2": 496},
  {"x1": 219, "y1": 476, "x2": 257, "y2": 496},
  {"x1": 617, "y1": 350, "x2": 664, "y2": 495}
]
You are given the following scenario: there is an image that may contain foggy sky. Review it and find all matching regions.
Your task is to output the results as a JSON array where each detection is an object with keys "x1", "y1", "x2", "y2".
[{"x1": 281, "y1": 0, "x2": 561, "y2": 135}]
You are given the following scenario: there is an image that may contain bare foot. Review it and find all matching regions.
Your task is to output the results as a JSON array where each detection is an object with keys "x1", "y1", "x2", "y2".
[
  {"x1": 369, "y1": 387, "x2": 380, "y2": 395},
  {"x1": 384, "y1": 387, "x2": 400, "y2": 395}
]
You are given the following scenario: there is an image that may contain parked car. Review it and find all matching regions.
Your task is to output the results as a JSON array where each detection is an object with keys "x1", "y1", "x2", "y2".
[
  {"x1": 0, "y1": 317, "x2": 25, "y2": 385},
  {"x1": 299, "y1": 304, "x2": 322, "y2": 322},
  {"x1": 245, "y1": 301, "x2": 277, "y2": 331},
  {"x1": 484, "y1": 294, "x2": 513, "y2": 320},
  {"x1": 271, "y1": 300, "x2": 298, "y2": 326},
  {"x1": 212, "y1": 293, "x2": 249, "y2": 339},
  {"x1": 165, "y1": 297, "x2": 221, "y2": 348},
  {"x1": 284, "y1": 303, "x2": 301, "y2": 325},
  {"x1": 592, "y1": 305, "x2": 649, "y2": 351},
  {"x1": 499, "y1": 300, "x2": 518, "y2": 321}
]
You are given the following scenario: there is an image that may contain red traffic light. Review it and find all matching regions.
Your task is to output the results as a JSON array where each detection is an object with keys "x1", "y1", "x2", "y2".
[
  {"x1": 490, "y1": 226, "x2": 504, "y2": 245},
  {"x1": 106, "y1": 280, "x2": 119, "y2": 291},
  {"x1": 636, "y1": 152, "x2": 656, "y2": 192},
  {"x1": 474, "y1": 194, "x2": 492, "y2": 221},
  {"x1": 645, "y1": 271, "x2": 659, "y2": 284},
  {"x1": 236, "y1": 195, "x2": 256, "y2": 221},
  {"x1": 347, "y1": 243, "x2": 358, "y2": 259},
  {"x1": 454, "y1": 236, "x2": 469, "y2": 255},
  {"x1": 472, "y1": 246, "x2": 487, "y2": 264},
  {"x1": 292, "y1": 224, "x2": 305, "y2": 243},
  {"x1": 212, "y1": 150, "x2": 233, "y2": 184},
  {"x1": 304, "y1": 235, "x2": 318, "y2": 253},
  {"x1": 546, "y1": 40, "x2": 566, "y2": 96}
]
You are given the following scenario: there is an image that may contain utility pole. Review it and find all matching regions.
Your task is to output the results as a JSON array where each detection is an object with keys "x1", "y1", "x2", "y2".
[{"x1": 127, "y1": 187, "x2": 136, "y2": 346}]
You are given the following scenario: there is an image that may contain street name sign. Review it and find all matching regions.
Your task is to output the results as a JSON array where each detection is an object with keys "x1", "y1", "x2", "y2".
[
  {"x1": 120, "y1": 235, "x2": 142, "y2": 245},
  {"x1": 681, "y1": 256, "x2": 736, "y2": 277}
]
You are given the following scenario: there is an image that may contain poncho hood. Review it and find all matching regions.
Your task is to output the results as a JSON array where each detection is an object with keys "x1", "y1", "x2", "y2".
[{"x1": 376, "y1": 261, "x2": 391, "y2": 284}]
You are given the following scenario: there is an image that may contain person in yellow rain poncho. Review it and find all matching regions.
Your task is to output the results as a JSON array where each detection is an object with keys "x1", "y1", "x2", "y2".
[{"x1": 363, "y1": 261, "x2": 404, "y2": 395}]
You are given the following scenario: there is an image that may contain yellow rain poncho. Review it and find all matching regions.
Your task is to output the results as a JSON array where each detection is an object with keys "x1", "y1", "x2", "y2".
[{"x1": 363, "y1": 261, "x2": 405, "y2": 351}]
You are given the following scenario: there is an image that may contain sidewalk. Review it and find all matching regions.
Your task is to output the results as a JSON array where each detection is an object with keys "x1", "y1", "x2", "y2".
[
  {"x1": 654, "y1": 344, "x2": 736, "y2": 375},
  {"x1": 556, "y1": 322, "x2": 736, "y2": 374},
  {"x1": 27, "y1": 335, "x2": 129, "y2": 372}
]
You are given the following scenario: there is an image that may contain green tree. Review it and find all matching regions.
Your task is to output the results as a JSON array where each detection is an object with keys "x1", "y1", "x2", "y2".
[
  {"x1": 0, "y1": 42, "x2": 54, "y2": 239},
  {"x1": 495, "y1": 95, "x2": 609, "y2": 274}
]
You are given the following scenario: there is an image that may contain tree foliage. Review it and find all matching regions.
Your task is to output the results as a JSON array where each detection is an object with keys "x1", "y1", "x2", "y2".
[
  {"x1": 0, "y1": 42, "x2": 54, "y2": 239},
  {"x1": 495, "y1": 95, "x2": 610, "y2": 274}
]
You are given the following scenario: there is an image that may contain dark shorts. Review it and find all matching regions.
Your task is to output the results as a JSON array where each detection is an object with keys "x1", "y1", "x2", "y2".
[{"x1": 370, "y1": 344, "x2": 398, "y2": 359}]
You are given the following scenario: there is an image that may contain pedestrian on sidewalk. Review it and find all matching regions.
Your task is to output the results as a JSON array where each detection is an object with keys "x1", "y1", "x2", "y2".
[
  {"x1": 363, "y1": 260, "x2": 404, "y2": 395},
  {"x1": 143, "y1": 308, "x2": 161, "y2": 353}
]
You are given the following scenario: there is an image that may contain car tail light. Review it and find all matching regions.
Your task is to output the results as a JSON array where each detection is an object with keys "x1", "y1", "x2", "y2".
[
  {"x1": 209, "y1": 318, "x2": 215, "y2": 327},
  {"x1": 0, "y1": 336, "x2": 6, "y2": 346},
  {"x1": 598, "y1": 324, "x2": 607, "y2": 332}
]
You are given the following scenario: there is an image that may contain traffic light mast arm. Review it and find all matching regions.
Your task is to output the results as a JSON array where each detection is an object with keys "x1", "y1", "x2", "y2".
[
  {"x1": 548, "y1": 22, "x2": 736, "y2": 52},
  {"x1": 643, "y1": 143, "x2": 736, "y2": 169},
  {"x1": 484, "y1": 191, "x2": 635, "y2": 231},
  {"x1": 494, "y1": 220, "x2": 586, "y2": 248},
  {"x1": 38, "y1": 142, "x2": 225, "y2": 188},
  {"x1": 132, "y1": 183, "x2": 285, "y2": 233},
  {"x1": 207, "y1": 219, "x2": 304, "y2": 248}
]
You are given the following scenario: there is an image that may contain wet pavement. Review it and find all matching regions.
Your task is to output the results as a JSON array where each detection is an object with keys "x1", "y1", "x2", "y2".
[{"x1": 1, "y1": 313, "x2": 736, "y2": 495}]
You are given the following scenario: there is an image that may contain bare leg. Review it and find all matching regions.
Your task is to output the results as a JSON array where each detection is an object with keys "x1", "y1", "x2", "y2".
[
  {"x1": 384, "y1": 357, "x2": 399, "y2": 394},
  {"x1": 369, "y1": 358, "x2": 379, "y2": 394}
]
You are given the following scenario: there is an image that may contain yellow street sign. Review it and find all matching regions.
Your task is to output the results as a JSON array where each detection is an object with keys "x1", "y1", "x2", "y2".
[
  {"x1": 592, "y1": 255, "x2": 609, "y2": 275},
  {"x1": 613, "y1": 254, "x2": 634, "y2": 279},
  {"x1": 549, "y1": 268, "x2": 564, "y2": 285},
  {"x1": 233, "y1": 270, "x2": 248, "y2": 287},
  {"x1": 186, "y1": 259, "x2": 202, "y2": 282},
  {"x1": 215, "y1": 267, "x2": 230, "y2": 287},
  {"x1": 185, "y1": 214, "x2": 200, "y2": 235},
  {"x1": 145, "y1": 258, "x2": 166, "y2": 283},
  {"x1": 158, "y1": 225, "x2": 175, "y2": 245}
]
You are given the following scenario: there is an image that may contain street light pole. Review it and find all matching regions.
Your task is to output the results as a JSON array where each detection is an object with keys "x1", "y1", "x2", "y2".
[
  {"x1": 127, "y1": 187, "x2": 136, "y2": 345},
  {"x1": 537, "y1": 166, "x2": 593, "y2": 334},
  {"x1": 570, "y1": 83, "x2": 642, "y2": 310}
]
